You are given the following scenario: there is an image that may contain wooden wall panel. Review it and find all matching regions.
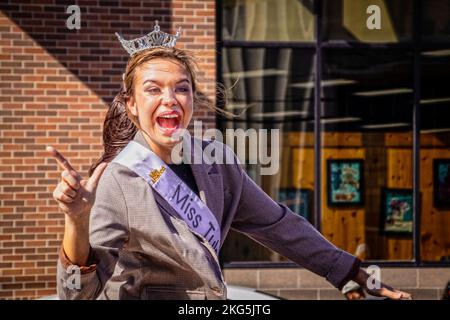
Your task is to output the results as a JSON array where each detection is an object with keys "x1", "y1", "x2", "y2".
[
  {"x1": 386, "y1": 149, "x2": 413, "y2": 189},
  {"x1": 322, "y1": 131, "x2": 363, "y2": 147},
  {"x1": 292, "y1": 147, "x2": 314, "y2": 189},
  {"x1": 321, "y1": 144, "x2": 366, "y2": 258},
  {"x1": 420, "y1": 148, "x2": 450, "y2": 261}
]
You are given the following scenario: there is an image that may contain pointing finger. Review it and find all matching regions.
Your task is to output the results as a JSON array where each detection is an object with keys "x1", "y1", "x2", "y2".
[{"x1": 47, "y1": 146, "x2": 76, "y2": 173}]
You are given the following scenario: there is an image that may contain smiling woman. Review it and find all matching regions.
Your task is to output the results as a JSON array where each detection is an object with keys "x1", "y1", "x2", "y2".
[{"x1": 49, "y1": 23, "x2": 411, "y2": 300}]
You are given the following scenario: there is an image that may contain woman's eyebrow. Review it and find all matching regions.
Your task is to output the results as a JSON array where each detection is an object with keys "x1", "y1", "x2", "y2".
[
  {"x1": 142, "y1": 79, "x2": 161, "y2": 86},
  {"x1": 177, "y1": 79, "x2": 191, "y2": 84},
  {"x1": 142, "y1": 78, "x2": 190, "y2": 86}
]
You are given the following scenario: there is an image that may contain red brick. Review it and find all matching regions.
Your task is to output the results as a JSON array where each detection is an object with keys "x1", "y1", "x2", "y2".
[
  {"x1": 3, "y1": 283, "x2": 23, "y2": 290},
  {"x1": 15, "y1": 276, "x2": 36, "y2": 282},
  {"x1": 2, "y1": 269, "x2": 23, "y2": 276},
  {"x1": 14, "y1": 262, "x2": 36, "y2": 268},
  {"x1": 14, "y1": 290, "x2": 36, "y2": 298}
]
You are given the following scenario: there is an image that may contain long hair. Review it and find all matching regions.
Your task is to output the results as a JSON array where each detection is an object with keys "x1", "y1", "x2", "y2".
[{"x1": 88, "y1": 47, "x2": 231, "y2": 176}]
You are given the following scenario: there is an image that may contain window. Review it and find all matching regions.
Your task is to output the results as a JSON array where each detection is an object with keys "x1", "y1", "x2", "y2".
[{"x1": 218, "y1": 0, "x2": 450, "y2": 267}]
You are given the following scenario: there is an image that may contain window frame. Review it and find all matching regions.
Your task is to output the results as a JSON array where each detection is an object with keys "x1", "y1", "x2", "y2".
[{"x1": 217, "y1": 0, "x2": 450, "y2": 268}]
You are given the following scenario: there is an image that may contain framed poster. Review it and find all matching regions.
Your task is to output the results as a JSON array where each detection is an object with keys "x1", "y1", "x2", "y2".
[
  {"x1": 327, "y1": 159, "x2": 364, "y2": 206},
  {"x1": 433, "y1": 159, "x2": 450, "y2": 208},
  {"x1": 277, "y1": 188, "x2": 311, "y2": 221},
  {"x1": 380, "y1": 188, "x2": 413, "y2": 235}
]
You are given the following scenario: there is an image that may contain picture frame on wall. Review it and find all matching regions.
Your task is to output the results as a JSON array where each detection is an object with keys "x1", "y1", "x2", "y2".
[
  {"x1": 277, "y1": 188, "x2": 311, "y2": 221},
  {"x1": 433, "y1": 159, "x2": 450, "y2": 208},
  {"x1": 380, "y1": 188, "x2": 413, "y2": 235},
  {"x1": 327, "y1": 159, "x2": 364, "y2": 206}
]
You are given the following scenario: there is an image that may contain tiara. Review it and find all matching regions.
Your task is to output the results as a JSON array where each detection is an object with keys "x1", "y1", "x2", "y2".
[{"x1": 115, "y1": 21, "x2": 181, "y2": 56}]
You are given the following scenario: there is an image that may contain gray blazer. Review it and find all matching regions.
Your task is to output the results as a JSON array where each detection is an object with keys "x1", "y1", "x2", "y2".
[{"x1": 57, "y1": 131, "x2": 359, "y2": 300}]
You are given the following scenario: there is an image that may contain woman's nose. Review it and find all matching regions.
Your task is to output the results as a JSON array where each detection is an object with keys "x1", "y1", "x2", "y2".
[{"x1": 161, "y1": 89, "x2": 177, "y2": 107}]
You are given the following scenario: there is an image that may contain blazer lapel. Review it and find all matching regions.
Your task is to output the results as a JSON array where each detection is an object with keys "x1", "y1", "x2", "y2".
[
  {"x1": 190, "y1": 162, "x2": 224, "y2": 225},
  {"x1": 188, "y1": 137, "x2": 224, "y2": 225}
]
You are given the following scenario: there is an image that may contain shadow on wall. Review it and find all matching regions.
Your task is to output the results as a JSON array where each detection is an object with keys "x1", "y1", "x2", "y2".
[{"x1": 1, "y1": 0, "x2": 173, "y2": 104}]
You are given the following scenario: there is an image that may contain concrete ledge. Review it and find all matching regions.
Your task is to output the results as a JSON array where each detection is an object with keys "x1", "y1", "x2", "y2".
[
  {"x1": 259, "y1": 268, "x2": 298, "y2": 289},
  {"x1": 418, "y1": 268, "x2": 450, "y2": 288},
  {"x1": 299, "y1": 269, "x2": 334, "y2": 289},
  {"x1": 379, "y1": 268, "x2": 418, "y2": 288},
  {"x1": 223, "y1": 269, "x2": 258, "y2": 288},
  {"x1": 318, "y1": 289, "x2": 347, "y2": 300},
  {"x1": 224, "y1": 267, "x2": 449, "y2": 300}
]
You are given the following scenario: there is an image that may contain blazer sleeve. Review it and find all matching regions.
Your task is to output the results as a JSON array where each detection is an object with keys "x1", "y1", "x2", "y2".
[
  {"x1": 56, "y1": 164, "x2": 130, "y2": 299},
  {"x1": 231, "y1": 164, "x2": 360, "y2": 290}
]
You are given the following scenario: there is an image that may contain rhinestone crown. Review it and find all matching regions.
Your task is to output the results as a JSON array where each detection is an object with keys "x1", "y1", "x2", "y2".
[{"x1": 115, "y1": 21, "x2": 181, "y2": 56}]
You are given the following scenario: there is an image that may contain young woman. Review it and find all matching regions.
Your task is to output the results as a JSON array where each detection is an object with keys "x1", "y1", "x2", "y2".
[{"x1": 50, "y1": 26, "x2": 411, "y2": 300}]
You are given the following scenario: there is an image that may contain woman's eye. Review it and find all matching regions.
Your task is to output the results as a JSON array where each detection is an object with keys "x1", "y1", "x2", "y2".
[
  {"x1": 176, "y1": 86, "x2": 190, "y2": 93},
  {"x1": 147, "y1": 87, "x2": 161, "y2": 94}
]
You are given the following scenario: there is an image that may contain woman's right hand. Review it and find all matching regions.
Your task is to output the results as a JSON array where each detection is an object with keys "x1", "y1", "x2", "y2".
[{"x1": 48, "y1": 146, "x2": 108, "y2": 222}]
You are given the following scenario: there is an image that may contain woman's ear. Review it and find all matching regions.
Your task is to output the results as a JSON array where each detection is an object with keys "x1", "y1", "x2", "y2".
[{"x1": 126, "y1": 96, "x2": 138, "y2": 117}]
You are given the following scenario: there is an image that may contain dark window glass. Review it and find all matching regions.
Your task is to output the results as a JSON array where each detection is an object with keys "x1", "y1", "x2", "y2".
[{"x1": 422, "y1": 0, "x2": 450, "y2": 42}]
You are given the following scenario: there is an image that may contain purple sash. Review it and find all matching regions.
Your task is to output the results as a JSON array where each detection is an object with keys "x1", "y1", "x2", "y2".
[{"x1": 113, "y1": 141, "x2": 221, "y2": 253}]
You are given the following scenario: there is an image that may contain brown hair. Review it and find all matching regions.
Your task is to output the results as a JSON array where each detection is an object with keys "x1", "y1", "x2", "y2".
[{"x1": 89, "y1": 47, "x2": 228, "y2": 176}]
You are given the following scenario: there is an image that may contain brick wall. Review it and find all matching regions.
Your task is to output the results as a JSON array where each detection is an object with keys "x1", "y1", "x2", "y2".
[{"x1": 0, "y1": 0, "x2": 216, "y2": 299}]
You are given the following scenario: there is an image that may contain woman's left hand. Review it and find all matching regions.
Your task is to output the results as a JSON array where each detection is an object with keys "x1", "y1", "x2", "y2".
[{"x1": 353, "y1": 268, "x2": 413, "y2": 300}]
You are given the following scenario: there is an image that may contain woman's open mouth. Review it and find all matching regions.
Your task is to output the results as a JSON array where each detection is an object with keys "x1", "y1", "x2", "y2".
[{"x1": 156, "y1": 111, "x2": 182, "y2": 135}]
